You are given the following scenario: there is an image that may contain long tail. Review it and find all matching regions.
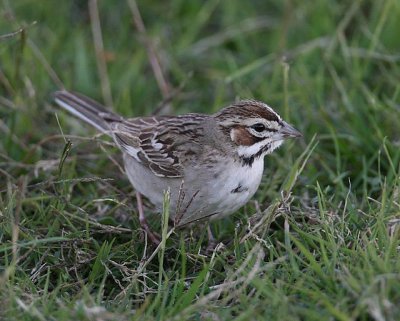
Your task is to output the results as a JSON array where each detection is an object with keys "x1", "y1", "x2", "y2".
[{"x1": 53, "y1": 91, "x2": 122, "y2": 134}]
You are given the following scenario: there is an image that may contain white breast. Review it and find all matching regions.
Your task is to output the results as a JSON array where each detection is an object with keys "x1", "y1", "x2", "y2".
[
  {"x1": 206, "y1": 158, "x2": 265, "y2": 218},
  {"x1": 125, "y1": 152, "x2": 265, "y2": 224}
]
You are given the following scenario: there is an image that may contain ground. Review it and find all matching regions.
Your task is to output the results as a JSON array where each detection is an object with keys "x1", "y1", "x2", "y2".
[{"x1": 0, "y1": 0, "x2": 399, "y2": 320}]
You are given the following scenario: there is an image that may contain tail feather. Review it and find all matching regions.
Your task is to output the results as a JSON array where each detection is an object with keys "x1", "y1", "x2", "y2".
[{"x1": 53, "y1": 91, "x2": 121, "y2": 134}]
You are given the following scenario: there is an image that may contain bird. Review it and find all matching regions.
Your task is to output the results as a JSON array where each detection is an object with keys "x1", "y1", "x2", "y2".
[{"x1": 53, "y1": 91, "x2": 302, "y2": 244}]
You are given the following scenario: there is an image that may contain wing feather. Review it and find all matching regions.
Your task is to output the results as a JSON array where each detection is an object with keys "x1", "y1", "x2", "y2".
[{"x1": 112, "y1": 114, "x2": 206, "y2": 178}]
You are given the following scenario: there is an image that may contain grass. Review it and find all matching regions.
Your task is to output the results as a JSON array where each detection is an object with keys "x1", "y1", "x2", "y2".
[{"x1": 0, "y1": 0, "x2": 400, "y2": 320}]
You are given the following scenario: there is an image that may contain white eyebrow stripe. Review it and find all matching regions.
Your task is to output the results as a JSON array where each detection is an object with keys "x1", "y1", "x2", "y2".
[{"x1": 244, "y1": 119, "x2": 281, "y2": 131}]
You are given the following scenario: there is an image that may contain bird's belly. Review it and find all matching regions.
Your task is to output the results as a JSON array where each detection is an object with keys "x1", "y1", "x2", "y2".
[
  {"x1": 201, "y1": 159, "x2": 264, "y2": 219},
  {"x1": 123, "y1": 154, "x2": 264, "y2": 224}
]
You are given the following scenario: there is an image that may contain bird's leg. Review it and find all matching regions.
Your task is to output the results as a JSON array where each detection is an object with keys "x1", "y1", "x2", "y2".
[{"x1": 136, "y1": 191, "x2": 160, "y2": 245}]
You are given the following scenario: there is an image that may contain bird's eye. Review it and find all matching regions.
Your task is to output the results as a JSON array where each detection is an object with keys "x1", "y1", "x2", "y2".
[{"x1": 251, "y1": 123, "x2": 266, "y2": 132}]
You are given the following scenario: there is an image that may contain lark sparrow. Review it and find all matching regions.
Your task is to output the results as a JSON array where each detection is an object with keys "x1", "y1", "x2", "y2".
[{"x1": 54, "y1": 91, "x2": 301, "y2": 243}]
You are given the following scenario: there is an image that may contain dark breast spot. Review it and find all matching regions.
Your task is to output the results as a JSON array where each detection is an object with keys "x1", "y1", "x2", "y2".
[
  {"x1": 231, "y1": 183, "x2": 249, "y2": 193},
  {"x1": 241, "y1": 156, "x2": 255, "y2": 167}
]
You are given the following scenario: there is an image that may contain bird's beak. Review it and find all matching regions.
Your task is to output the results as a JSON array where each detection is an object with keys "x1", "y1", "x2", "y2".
[{"x1": 280, "y1": 121, "x2": 302, "y2": 138}]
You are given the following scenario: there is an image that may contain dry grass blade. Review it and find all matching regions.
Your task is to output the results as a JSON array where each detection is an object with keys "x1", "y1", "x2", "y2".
[
  {"x1": 0, "y1": 22, "x2": 36, "y2": 41},
  {"x1": 88, "y1": 0, "x2": 113, "y2": 107},
  {"x1": 51, "y1": 206, "x2": 132, "y2": 234},
  {"x1": 190, "y1": 16, "x2": 277, "y2": 55},
  {"x1": 127, "y1": 0, "x2": 172, "y2": 114},
  {"x1": 27, "y1": 39, "x2": 64, "y2": 88}
]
